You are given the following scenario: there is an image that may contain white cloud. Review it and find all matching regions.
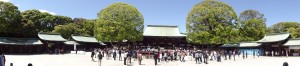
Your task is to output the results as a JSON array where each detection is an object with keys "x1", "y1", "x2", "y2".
[
  {"x1": 39, "y1": 9, "x2": 57, "y2": 15},
  {"x1": 0, "y1": 0, "x2": 9, "y2": 2},
  {"x1": 15, "y1": 4, "x2": 20, "y2": 7}
]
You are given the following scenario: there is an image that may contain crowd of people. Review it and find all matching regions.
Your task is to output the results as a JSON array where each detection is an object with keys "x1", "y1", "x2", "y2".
[{"x1": 88, "y1": 47, "x2": 261, "y2": 66}]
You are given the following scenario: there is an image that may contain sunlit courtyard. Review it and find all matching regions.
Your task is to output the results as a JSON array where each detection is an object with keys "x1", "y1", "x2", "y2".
[{"x1": 5, "y1": 52, "x2": 300, "y2": 66}]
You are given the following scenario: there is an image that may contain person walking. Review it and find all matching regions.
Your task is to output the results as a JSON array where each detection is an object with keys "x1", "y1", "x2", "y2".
[
  {"x1": 98, "y1": 52, "x2": 103, "y2": 66},
  {"x1": 0, "y1": 51, "x2": 5, "y2": 66},
  {"x1": 113, "y1": 49, "x2": 117, "y2": 60},
  {"x1": 137, "y1": 51, "x2": 143, "y2": 65},
  {"x1": 174, "y1": 51, "x2": 177, "y2": 61},
  {"x1": 242, "y1": 51, "x2": 245, "y2": 59},
  {"x1": 2, "y1": 52, "x2": 5, "y2": 65},
  {"x1": 195, "y1": 51, "x2": 200, "y2": 64},
  {"x1": 158, "y1": 51, "x2": 162, "y2": 62},
  {"x1": 118, "y1": 49, "x2": 122, "y2": 61},
  {"x1": 246, "y1": 51, "x2": 248, "y2": 58},
  {"x1": 203, "y1": 50, "x2": 208, "y2": 64},
  {"x1": 164, "y1": 51, "x2": 168, "y2": 62},
  {"x1": 180, "y1": 51, "x2": 186, "y2": 62},
  {"x1": 153, "y1": 50, "x2": 159, "y2": 65},
  {"x1": 217, "y1": 51, "x2": 221, "y2": 62},
  {"x1": 199, "y1": 51, "x2": 203, "y2": 63},
  {"x1": 224, "y1": 51, "x2": 228, "y2": 60},
  {"x1": 233, "y1": 50, "x2": 236, "y2": 61},
  {"x1": 91, "y1": 51, "x2": 95, "y2": 61},
  {"x1": 229, "y1": 51, "x2": 232, "y2": 60},
  {"x1": 124, "y1": 51, "x2": 128, "y2": 65},
  {"x1": 253, "y1": 50, "x2": 256, "y2": 58}
]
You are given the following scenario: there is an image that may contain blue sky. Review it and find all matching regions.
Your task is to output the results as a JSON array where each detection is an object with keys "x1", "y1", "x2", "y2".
[{"x1": 3, "y1": 0, "x2": 300, "y2": 33}]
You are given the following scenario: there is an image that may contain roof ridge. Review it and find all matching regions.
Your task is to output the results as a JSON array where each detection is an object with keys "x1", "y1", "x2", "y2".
[
  {"x1": 72, "y1": 35, "x2": 95, "y2": 37},
  {"x1": 147, "y1": 25, "x2": 178, "y2": 27},
  {"x1": 38, "y1": 32, "x2": 60, "y2": 35},
  {"x1": 290, "y1": 38, "x2": 300, "y2": 40},
  {"x1": 0, "y1": 37, "x2": 38, "y2": 39},
  {"x1": 266, "y1": 33, "x2": 289, "y2": 36}
]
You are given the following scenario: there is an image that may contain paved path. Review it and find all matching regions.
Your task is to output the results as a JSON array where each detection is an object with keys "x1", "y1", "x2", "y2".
[{"x1": 4, "y1": 53, "x2": 300, "y2": 66}]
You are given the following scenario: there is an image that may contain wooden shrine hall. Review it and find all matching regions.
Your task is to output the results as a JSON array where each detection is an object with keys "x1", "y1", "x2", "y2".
[
  {"x1": 257, "y1": 33, "x2": 291, "y2": 56},
  {"x1": 38, "y1": 33, "x2": 68, "y2": 53},
  {"x1": 71, "y1": 35, "x2": 106, "y2": 51},
  {"x1": 0, "y1": 37, "x2": 43, "y2": 54},
  {"x1": 142, "y1": 25, "x2": 187, "y2": 50}
]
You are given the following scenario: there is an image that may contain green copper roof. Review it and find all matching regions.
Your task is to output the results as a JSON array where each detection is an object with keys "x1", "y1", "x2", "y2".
[
  {"x1": 239, "y1": 42, "x2": 261, "y2": 47},
  {"x1": 284, "y1": 39, "x2": 300, "y2": 46},
  {"x1": 0, "y1": 37, "x2": 43, "y2": 45},
  {"x1": 72, "y1": 35, "x2": 99, "y2": 43},
  {"x1": 38, "y1": 33, "x2": 67, "y2": 41},
  {"x1": 64, "y1": 41, "x2": 79, "y2": 45},
  {"x1": 143, "y1": 25, "x2": 186, "y2": 36},
  {"x1": 72, "y1": 35, "x2": 106, "y2": 45},
  {"x1": 220, "y1": 44, "x2": 239, "y2": 47},
  {"x1": 257, "y1": 33, "x2": 290, "y2": 43}
]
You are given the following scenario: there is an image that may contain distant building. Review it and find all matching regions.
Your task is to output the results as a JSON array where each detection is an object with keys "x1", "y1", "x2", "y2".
[
  {"x1": 284, "y1": 38, "x2": 300, "y2": 56},
  {"x1": 142, "y1": 25, "x2": 186, "y2": 50},
  {"x1": 257, "y1": 33, "x2": 291, "y2": 56},
  {"x1": 38, "y1": 33, "x2": 67, "y2": 53},
  {"x1": 0, "y1": 37, "x2": 43, "y2": 54}
]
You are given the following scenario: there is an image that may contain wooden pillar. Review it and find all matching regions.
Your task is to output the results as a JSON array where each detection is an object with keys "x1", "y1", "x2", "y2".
[
  {"x1": 10, "y1": 46, "x2": 12, "y2": 54},
  {"x1": 19, "y1": 46, "x2": 21, "y2": 54},
  {"x1": 38, "y1": 46, "x2": 40, "y2": 54}
]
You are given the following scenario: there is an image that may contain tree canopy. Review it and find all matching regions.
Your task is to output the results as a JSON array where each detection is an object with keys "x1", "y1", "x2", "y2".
[
  {"x1": 186, "y1": 0, "x2": 237, "y2": 44},
  {"x1": 21, "y1": 9, "x2": 72, "y2": 37},
  {"x1": 0, "y1": 1, "x2": 22, "y2": 34},
  {"x1": 238, "y1": 10, "x2": 266, "y2": 41},
  {"x1": 268, "y1": 22, "x2": 299, "y2": 33},
  {"x1": 52, "y1": 18, "x2": 95, "y2": 39},
  {"x1": 95, "y1": 2, "x2": 144, "y2": 43},
  {"x1": 267, "y1": 22, "x2": 300, "y2": 38}
]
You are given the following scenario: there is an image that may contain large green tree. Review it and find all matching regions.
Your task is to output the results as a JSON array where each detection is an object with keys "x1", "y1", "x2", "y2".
[
  {"x1": 52, "y1": 18, "x2": 95, "y2": 39},
  {"x1": 78, "y1": 19, "x2": 95, "y2": 36},
  {"x1": 21, "y1": 9, "x2": 72, "y2": 36},
  {"x1": 52, "y1": 23, "x2": 79, "y2": 39},
  {"x1": 0, "y1": 1, "x2": 22, "y2": 34},
  {"x1": 95, "y1": 3, "x2": 144, "y2": 43},
  {"x1": 287, "y1": 27, "x2": 300, "y2": 38},
  {"x1": 238, "y1": 10, "x2": 266, "y2": 41},
  {"x1": 186, "y1": 0, "x2": 237, "y2": 44},
  {"x1": 268, "y1": 22, "x2": 299, "y2": 33},
  {"x1": 267, "y1": 22, "x2": 300, "y2": 38}
]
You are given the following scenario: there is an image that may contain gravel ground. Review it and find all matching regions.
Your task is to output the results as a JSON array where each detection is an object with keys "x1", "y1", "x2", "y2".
[{"x1": 4, "y1": 53, "x2": 300, "y2": 66}]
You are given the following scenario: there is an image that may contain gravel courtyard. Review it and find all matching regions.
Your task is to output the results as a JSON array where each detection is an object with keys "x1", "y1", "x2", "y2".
[{"x1": 4, "y1": 53, "x2": 300, "y2": 66}]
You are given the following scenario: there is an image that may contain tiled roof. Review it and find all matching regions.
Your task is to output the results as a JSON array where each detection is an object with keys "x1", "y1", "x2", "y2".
[
  {"x1": 284, "y1": 39, "x2": 300, "y2": 46},
  {"x1": 220, "y1": 44, "x2": 239, "y2": 47},
  {"x1": 64, "y1": 41, "x2": 79, "y2": 45},
  {"x1": 72, "y1": 35, "x2": 98, "y2": 43},
  {"x1": 71, "y1": 35, "x2": 106, "y2": 45},
  {"x1": 256, "y1": 33, "x2": 290, "y2": 43},
  {"x1": 239, "y1": 42, "x2": 261, "y2": 47},
  {"x1": 0, "y1": 37, "x2": 43, "y2": 45},
  {"x1": 38, "y1": 33, "x2": 67, "y2": 41}
]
